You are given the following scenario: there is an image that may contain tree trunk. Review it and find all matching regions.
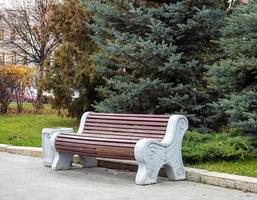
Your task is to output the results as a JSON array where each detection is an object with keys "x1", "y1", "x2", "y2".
[
  {"x1": 15, "y1": 90, "x2": 23, "y2": 113},
  {"x1": 36, "y1": 64, "x2": 45, "y2": 109},
  {"x1": 0, "y1": 103, "x2": 8, "y2": 114},
  {"x1": 37, "y1": 87, "x2": 43, "y2": 108}
]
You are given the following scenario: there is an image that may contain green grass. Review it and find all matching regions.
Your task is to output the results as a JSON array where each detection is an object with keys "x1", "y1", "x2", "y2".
[
  {"x1": 190, "y1": 157, "x2": 257, "y2": 178},
  {"x1": 0, "y1": 114, "x2": 78, "y2": 147}
]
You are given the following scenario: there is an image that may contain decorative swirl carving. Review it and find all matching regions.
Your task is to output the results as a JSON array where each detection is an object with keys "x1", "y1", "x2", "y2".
[
  {"x1": 146, "y1": 144, "x2": 158, "y2": 160},
  {"x1": 144, "y1": 143, "x2": 165, "y2": 178}
]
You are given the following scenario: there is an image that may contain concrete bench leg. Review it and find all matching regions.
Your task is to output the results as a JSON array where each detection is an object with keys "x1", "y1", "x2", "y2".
[
  {"x1": 164, "y1": 162, "x2": 186, "y2": 181},
  {"x1": 135, "y1": 162, "x2": 162, "y2": 185},
  {"x1": 51, "y1": 152, "x2": 73, "y2": 171},
  {"x1": 50, "y1": 132, "x2": 73, "y2": 171},
  {"x1": 134, "y1": 139, "x2": 165, "y2": 185},
  {"x1": 79, "y1": 156, "x2": 98, "y2": 168}
]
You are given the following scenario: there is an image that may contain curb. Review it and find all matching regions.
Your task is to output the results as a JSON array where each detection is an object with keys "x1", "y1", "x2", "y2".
[
  {"x1": 0, "y1": 144, "x2": 256, "y2": 194},
  {"x1": 0, "y1": 144, "x2": 42, "y2": 157}
]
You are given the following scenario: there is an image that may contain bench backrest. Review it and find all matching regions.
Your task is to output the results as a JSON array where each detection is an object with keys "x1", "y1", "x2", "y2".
[{"x1": 79, "y1": 112, "x2": 171, "y2": 141}]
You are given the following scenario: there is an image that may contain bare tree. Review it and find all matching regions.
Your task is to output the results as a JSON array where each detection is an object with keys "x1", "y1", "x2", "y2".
[{"x1": 1, "y1": 0, "x2": 60, "y2": 107}]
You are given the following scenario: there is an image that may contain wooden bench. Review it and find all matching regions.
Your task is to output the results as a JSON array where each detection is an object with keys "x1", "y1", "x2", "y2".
[{"x1": 49, "y1": 112, "x2": 188, "y2": 185}]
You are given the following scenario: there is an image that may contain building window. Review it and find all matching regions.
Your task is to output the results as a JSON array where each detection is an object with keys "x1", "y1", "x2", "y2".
[
  {"x1": 23, "y1": 56, "x2": 28, "y2": 65},
  {"x1": 11, "y1": 52, "x2": 16, "y2": 64},
  {"x1": 0, "y1": 52, "x2": 5, "y2": 65},
  {"x1": 0, "y1": 30, "x2": 4, "y2": 40},
  {"x1": 10, "y1": 31, "x2": 16, "y2": 40}
]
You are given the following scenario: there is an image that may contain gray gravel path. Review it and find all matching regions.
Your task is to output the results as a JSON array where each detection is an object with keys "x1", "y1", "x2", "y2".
[{"x1": 0, "y1": 152, "x2": 256, "y2": 200}]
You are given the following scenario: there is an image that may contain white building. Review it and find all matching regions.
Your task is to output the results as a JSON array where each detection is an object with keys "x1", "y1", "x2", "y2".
[
  {"x1": 0, "y1": 11, "x2": 17, "y2": 65},
  {"x1": 0, "y1": 0, "x2": 39, "y2": 66},
  {"x1": 0, "y1": 0, "x2": 40, "y2": 9}
]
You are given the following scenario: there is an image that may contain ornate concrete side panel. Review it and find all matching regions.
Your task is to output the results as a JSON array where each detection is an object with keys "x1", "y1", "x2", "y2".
[{"x1": 134, "y1": 115, "x2": 188, "y2": 185}]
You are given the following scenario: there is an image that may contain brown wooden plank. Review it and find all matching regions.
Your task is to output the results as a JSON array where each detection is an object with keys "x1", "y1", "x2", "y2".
[
  {"x1": 90, "y1": 112, "x2": 170, "y2": 118},
  {"x1": 57, "y1": 149, "x2": 134, "y2": 160},
  {"x1": 56, "y1": 146, "x2": 134, "y2": 158},
  {"x1": 56, "y1": 148, "x2": 134, "y2": 159},
  {"x1": 88, "y1": 115, "x2": 169, "y2": 122},
  {"x1": 56, "y1": 143, "x2": 96, "y2": 151},
  {"x1": 56, "y1": 137, "x2": 135, "y2": 148},
  {"x1": 57, "y1": 134, "x2": 138, "y2": 144},
  {"x1": 78, "y1": 133, "x2": 162, "y2": 141},
  {"x1": 84, "y1": 122, "x2": 167, "y2": 131},
  {"x1": 84, "y1": 126, "x2": 166, "y2": 135},
  {"x1": 83, "y1": 129, "x2": 165, "y2": 137},
  {"x1": 56, "y1": 142, "x2": 133, "y2": 155},
  {"x1": 86, "y1": 119, "x2": 168, "y2": 126},
  {"x1": 83, "y1": 131, "x2": 164, "y2": 139}
]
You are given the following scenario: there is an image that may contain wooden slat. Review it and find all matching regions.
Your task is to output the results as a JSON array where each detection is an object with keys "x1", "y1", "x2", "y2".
[
  {"x1": 83, "y1": 132, "x2": 163, "y2": 139},
  {"x1": 56, "y1": 145, "x2": 133, "y2": 157},
  {"x1": 56, "y1": 143, "x2": 133, "y2": 155},
  {"x1": 86, "y1": 119, "x2": 168, "y2": 126},
  {"x1": 79, "y1": 133, "x2": 162, "y2": 140},
  {"x1": 57, "y1": 149, "x2": 134, "y2": 160},
  {"x1": 84, "y1": 122, "x2": 167, "y2": 131},
  {"x1": 56, "y1": 148, "x2": 134, "y2": 159},
  {"x1": 88, "y1": 115, "x2": 169, "y2": 122},
  {"x1": 90, "y1": 112, "x2": 170, "y2": 118},
  {"x1": 83, "y1": 130, "x2": 165, "y2": 137},
  {"x1": 56, "y1": 137, "x2": 135, "y2": 148},
  {"x1": 56, "y1": 144, "x2": 134, "y2": 157},
  {"x1": 84, "y1": 126, "x2": 166, "y2": 134},
  {"x1": 57, "y1": 134, "x2": 138, "y2": 144}
]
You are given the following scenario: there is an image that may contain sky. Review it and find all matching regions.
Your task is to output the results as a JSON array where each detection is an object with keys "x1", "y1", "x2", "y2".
[
  {"x1": 0, "y1": 0, "x2": 12, "y2": 8},
  {"x1": 0, "y1": 0, "x2": 16, "y2": 9},
  {"x1": 0, "y1": 0, "x2": 36, "y2": 9}
]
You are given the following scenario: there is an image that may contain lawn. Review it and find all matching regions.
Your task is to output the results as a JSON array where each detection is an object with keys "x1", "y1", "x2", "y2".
[
  {"x1": 0, "y1": 114, "x2": 78, "y2": 147},
  {"x1": 190, "y1": 157, "x2": 257, "y2": 178}
]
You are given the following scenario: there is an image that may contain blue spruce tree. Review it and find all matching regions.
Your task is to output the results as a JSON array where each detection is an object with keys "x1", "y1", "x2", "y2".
[
  {"x1": 85, "y1": 0, "x2": 226, "y2": 129},
  {"x1": 208, "y1": 0, "x2": 257, "y2": 134}
]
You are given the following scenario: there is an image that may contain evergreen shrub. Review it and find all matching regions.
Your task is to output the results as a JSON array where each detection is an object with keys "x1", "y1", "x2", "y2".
[{"x1": 182, "y1": 131, "x2": 254, "y2": 163}]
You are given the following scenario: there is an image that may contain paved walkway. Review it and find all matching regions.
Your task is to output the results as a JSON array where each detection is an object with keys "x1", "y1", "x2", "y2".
[{"x1": 0, "y1": 152, "x2": 256, "y2": 200}]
